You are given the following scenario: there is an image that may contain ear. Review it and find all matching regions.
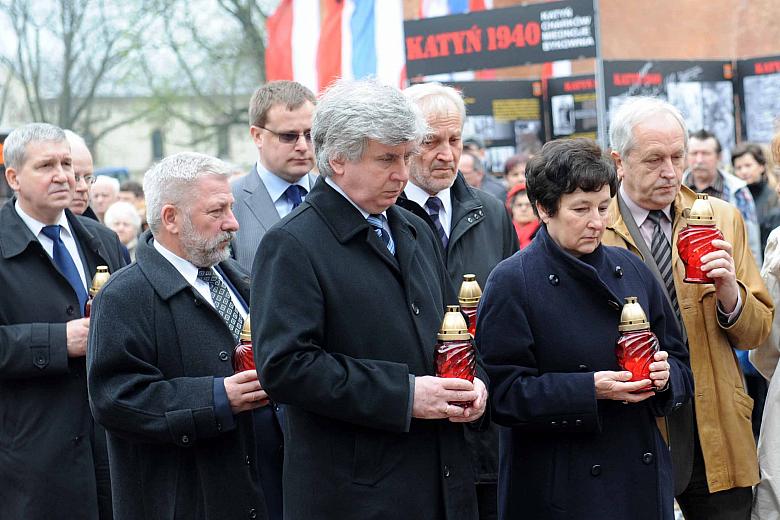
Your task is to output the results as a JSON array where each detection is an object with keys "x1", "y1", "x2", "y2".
[
  {"x1": 250, "y1": 126, "x2": 264, "y2": 150},
  {"x1": 535, "y1": 201, "x2": 550, "y2": 224},
  {"x1": 611, "y1": 150, "x2": 625, "y2": 181},
  {"x1": 5, "y1": 167, "x2": 19, "y2": 191},
  {"x1": 329, "y1": 156, "x2": 346, "y2": 177},
  {"x1": 160, "y1": 204, "x2": 180, "y2": 235}
]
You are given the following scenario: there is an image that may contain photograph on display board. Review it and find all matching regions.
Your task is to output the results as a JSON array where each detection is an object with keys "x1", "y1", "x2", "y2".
[
  {"x1": 546, "y1": 75, "x2": 597, "y2": 140},
  {"x1": 736, "y1": 55, "x2": 780, "y2": 143}
]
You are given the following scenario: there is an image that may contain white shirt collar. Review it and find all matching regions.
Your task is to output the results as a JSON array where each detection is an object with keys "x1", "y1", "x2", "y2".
[
  {"x1": 14, "y1": 201, "x2": 73, "y2": 240},
  {"x1": 255, "y1": 160, "x2": 311, "y2": 203},
  {"x1": 323, "y1": 177, "x2": 388, "y2": 220},
  {"x1": 404, "y1": 181, "x2": 452, "y2": 217},
  {"x1": 152, "y1": 238, "x2": 201, "y2": 287}
]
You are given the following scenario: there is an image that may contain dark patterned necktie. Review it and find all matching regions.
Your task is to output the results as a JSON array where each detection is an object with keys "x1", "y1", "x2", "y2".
[
  {"x1": 41, "y1": 225, "x2": 88, "y2": 313},
  {"x1": 366, "y1": 214, "x2": 395, "y2": 254},
  {"x1": 197, "y1": 268, "x2": 244, "y2": 342},
  {"x1": 647, "y1": 210, "x2": 681, "y2": 323},
  {"x1": 424, "y1": 196, "x2": 449, "y2": 250},
  {"x1": 285, "y1": 184, "x2": 307, "y2": 209}
]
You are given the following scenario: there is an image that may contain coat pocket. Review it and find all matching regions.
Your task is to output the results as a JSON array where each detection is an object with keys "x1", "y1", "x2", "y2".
[
  {"x1": 351, "y1": 429, "x2": 404, "y2": 486},
  {"x1": 733, "y1": 388, "x2": 754, "y2": 422}
]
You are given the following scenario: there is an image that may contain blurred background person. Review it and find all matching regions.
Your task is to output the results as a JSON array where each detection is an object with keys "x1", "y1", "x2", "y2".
[
  {"x1": 732, "y1": 143, "x2": 778, "y2": 250},
  {"x1": 477, "y1": 138, "x2": 692, "y2": 519},
  {"x1": 503, "y1": 153, "x2": 530, "y2": 189},
  {"x1": 65, "y1": 130, "x2": 99, "y2": 221},
  {"x1": 505, "y1": 182, "x2": 539, "y2": 249},
  {"x1": 104, "y1": 201, "x2": 142, "y2": 261},
  {"x1": 460, "y1": 150, "x2": 507, "y2": 202},
  {"x1": 91, "y1": 175, "x2": 120, "y2": 223}
]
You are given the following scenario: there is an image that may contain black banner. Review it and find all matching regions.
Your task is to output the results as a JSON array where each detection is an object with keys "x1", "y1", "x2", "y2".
[
  {"x1": 546, "y1": 74, "x2": 597, "y2": 140},
  {"x1": 736, "y1": 55, "x2": 780, "y2": 143},
  {"x1": 404, "y1": 0, "x2": 596, "y2": 77},
  {"x1": 603, "y1": 60, "x2": 736, "y2": 158}
]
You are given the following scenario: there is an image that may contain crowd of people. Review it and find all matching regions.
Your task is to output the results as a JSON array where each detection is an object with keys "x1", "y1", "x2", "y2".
[{"x1": 1, "y1": 77, "x2": 780, "y2": 520}]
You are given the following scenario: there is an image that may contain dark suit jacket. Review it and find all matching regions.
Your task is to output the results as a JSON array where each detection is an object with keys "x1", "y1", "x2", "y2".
[
  {"x1": 231, "y1": 165, "x2": 317, "y2": 272},
  {"x1": 0, "y1": 200, "x2": 126, "y2": 519},
  {"x1": 251, "y1": 179, "x2": 479, "y2": 520},
  {"x1": 87, "y1": 232, "x2": 267, "y2": 520}
]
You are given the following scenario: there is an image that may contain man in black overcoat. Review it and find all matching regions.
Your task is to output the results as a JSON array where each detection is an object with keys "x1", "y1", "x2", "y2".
[
  {"x1": 87, "y1": 152, "x2": 270, "y2": 520},
  {"x1": 251, "y1": 79, "x2": 488, "y2": 520},
  {"x1": 0, "y1": 123, "x2": 127, "y2": 519}
]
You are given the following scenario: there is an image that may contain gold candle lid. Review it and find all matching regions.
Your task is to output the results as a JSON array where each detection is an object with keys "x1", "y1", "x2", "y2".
[
  {"x1": 618, "y1": 296, "x2": 650, "y2": 332},
  {"x1": 686, "y1": 193, "x2": 716, "y2": 225},
  {"x1": 437, "y1": 305, "x2": 472, "y2": 341},
  {"x1": 458, "y1": 274, "x2": 482, "y2": 308},
  {"x1": 240, "y1": 315, "x2": 252, "y2": 341},
  {"x1": 89, "y1": 266, "x2": 111, "y2": 297}
]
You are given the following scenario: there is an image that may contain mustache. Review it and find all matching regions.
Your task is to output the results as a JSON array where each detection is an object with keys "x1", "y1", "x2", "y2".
[{"x1": 48, "y1": 183, "x2": 70, "y2": 193}]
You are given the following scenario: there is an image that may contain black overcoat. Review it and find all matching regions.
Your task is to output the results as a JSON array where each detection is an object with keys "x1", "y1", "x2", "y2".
[
  {"x1": 86, "y1": 232, "x2": 267, "y2": 520},
  {"x1": 0, "y1": 200, "x2": 126, "y2": 519},
  {"x1": 251, "y1": 179, "x2": 479, "y2": 520},
  {"x1": 476, "y1": 225, "x2": 693, "y2": 520}
]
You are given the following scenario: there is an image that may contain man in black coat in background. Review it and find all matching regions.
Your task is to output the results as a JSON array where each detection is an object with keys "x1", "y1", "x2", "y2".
[
  {"x1": 398, "y1": 83, "x2": 519, "y2": 520},
  {"x1": 252, "y1": 79, "x2": 488, "y2": 520},
  {"x1": 0, "y1": 123, "x2": 127, "y2": 519},
  {"x1": 87, "y1": 152, "x2": 269, "y2": 520}
]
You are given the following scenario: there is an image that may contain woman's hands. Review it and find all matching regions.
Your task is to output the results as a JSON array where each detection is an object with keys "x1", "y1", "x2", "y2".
[{"x1": 594, "y1": 351, "x2": 671, "y2": 402}]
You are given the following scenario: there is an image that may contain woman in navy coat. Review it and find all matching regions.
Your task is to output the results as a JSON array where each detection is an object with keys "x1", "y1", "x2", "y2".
[{"x1": 476, "y1": 138, "x2": 693, "y2": 520}]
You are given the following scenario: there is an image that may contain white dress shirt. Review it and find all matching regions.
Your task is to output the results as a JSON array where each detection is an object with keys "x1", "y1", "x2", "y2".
[
  {"x1": 403, "y1": 182, "x2": 452, "y2": 238},
  {"x1": 256, "y1": 160, "x2": 312, "y2": 219}
]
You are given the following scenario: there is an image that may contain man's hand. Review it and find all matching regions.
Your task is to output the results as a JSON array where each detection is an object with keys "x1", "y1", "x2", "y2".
[
  {"x1": 412, "y1": 375, "x2": 478, "y2": 420},
  {"x1": 648, "y1": 351, "x2": 671, "y2": 391},
  {"x1": 594, "y1": 371, "x2": 654, "y2": 403},
  {"x1": 66, "y1": 318, "x2": 90, "y2": 357},
  {"x1": 448, "y1": 377, "x2": 488, "y2": 423},
  {"x1": 701, "y1": 238, "x2": 739, "y2": 313},
  {"x1": 224, "y1": 370, "x2": 269, "y2": 414}
]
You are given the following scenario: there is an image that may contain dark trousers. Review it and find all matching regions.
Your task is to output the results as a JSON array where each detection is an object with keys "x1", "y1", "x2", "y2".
[
  {"x1": 476, "y1": 482, "x2": 497, "y2": 520},
  {"x1": 676, "y1": 435, "x2": 752, "y2": 520}
]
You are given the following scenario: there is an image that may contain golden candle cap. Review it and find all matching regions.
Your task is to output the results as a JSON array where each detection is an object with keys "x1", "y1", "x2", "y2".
[
  {"x1": 686, "y1": 193, "x2": 716, "y2": 225},
  {"x1": 240, "y1": 315, "x2": 252, "y2": 341},
  {"x1": 437, "y1": 305, "x2": 472, "y2": 341},
  {"x1": 618, "y1": 296, "x2": 651, "y2": 332},
  {"x1": 458, "y1": 274, "x2": 482, "y2": 308},
  {"x1": 89, "y1": 266, "x2": 111, "y2": 297}
]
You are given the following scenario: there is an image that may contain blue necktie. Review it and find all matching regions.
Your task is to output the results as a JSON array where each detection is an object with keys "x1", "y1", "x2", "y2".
[
  {"x1": 41, "y1": 225, "x2": 88, "y2": 314},
  {"x1": 366, "y1": 214, "x2": 395, "y2": 255},
  {"x1": 424, "y1": 196, "x2": 449, "y2": 251},
  {"x1": 285, "y1": 184, "x2": 307, "y2": 209}
]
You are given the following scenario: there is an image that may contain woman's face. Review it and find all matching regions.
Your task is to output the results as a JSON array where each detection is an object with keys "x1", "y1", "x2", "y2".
[
  {"x1": 505, "y1": 163, "x2": 526, "y2": 188},
  {"x1": 733, "y1": 153, "x2": 765, "y2": 184},
  {"x1": 511, "y1": 192, "x2": 536, "y2": 225},
  {"x1": 537, "y1": 185, "x2": 612, "y2": 257},
  {"x1": 109, "y1": 218, "x2": 138, "y2": 246}
]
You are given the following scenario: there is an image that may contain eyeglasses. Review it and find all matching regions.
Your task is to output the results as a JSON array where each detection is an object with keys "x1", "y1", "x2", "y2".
[
  {"x1": 75, "y1": 174, "x2": 96, "y2": 185},
  {"x1": 258, "y1": 126, "x2": 312, "y2": 145}
]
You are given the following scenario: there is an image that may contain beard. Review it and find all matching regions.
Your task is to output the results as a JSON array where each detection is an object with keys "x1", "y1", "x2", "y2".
[{"x1": 179, "y1": 214, "x2": 235, "y2": 268}]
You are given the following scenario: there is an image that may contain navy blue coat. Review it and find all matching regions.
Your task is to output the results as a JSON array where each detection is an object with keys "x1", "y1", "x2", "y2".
[{"x1": 476, "y1": 225, "x2": 693, "y2": 520}]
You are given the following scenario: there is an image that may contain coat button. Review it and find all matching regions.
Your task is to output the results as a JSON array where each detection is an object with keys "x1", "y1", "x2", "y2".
[
  {"x1": 66, "y1": 305, "x2": 74, "y2": 315},
  {"x1": 246, "y1": 455, "x2": 251, "y2": 466},
  {"x1": 193, "y1": 299, "x2": 201, "y2": 306},
  {"x1": 614, "y1": 265, "x2": 623, "y2": 277},
  {"x1": 218, "y1": 351, "x2": 230, "y2": 362},
  {"x1": 274, "y1": 404, "x2": 280, "y2": 412},
  {"x1": 591, "y1": 465, "x2": 602, "y2": 476},
  {"x1": 411, "y1": 303, "x2": 420, "y2": 315},
  {"x1": 548, "y1": 274, "x2": 559, "y2": 286},
  {"x1": 642, "y1": 452, "x2": 654, "y2": 464},
  {"x1": 550, "y1": 421, "x2": 558, "y2": 427},
  {"x1": 248, "y1": 508, "x2": 257, "y2": 519},
  {"x1": 575, "y1": 419, "x2": 582, "y2": 427},
  {"x1": 73, "y1": 435, "x2": 82, "y2": 445},
  {"x1": 443, "y1": 465, "x2": 450, "y2": 478},
  {"x1": 578, "y1": 364, "x2": 589, "y2": 372},
  {"x1": 561, "y1": 420, "x2": 568, "y2": 427},
  {"x1": 608, "y1": 300, "x2": 621, "y2": 310},
  {"x1": 467, "y1": 217, "x2": 473, "y2": 223},
  {"x1": 216, "y1": 422, "x2": 222, "y2": 432},
  {"x1": 181, "y1": 434, "x2": 190, "y2": 445}
]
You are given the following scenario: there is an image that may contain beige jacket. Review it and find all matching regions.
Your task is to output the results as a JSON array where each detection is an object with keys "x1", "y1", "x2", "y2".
[
  {"x1": 603, "y1": 185, "x2": 773, "y2": 493},
  {"x1": 751, "y1": 227, "x2": 780, "y2": 519}
]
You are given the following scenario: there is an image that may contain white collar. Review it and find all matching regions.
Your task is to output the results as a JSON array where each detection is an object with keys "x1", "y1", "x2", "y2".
[
  {"x1": 255, "y1": 160, "x2": 311, "y2": 203},
  {"x1": 15, "y1": 201, "x2": 73, "y2": 240},
  {"x1": 404, "y1": 182, "x2": 452, "y2": 216}
]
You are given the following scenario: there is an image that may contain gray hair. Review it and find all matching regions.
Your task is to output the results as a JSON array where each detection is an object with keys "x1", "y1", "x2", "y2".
[
  {"x1": 312, "y1": 79, "x2": 427, "y2": 178},
  {"x1": 63, "y1": 129, "x2": 87, "y2": 149},
  {"x1": 93, "y1": 175, "x2": 121, "y2": 194},
  {"x1": 143, "y1": 152, "x2": 232, "y2": 233},
  {"x1": 3, "y1": 123, "x2": 67, "y2": 170},
  {"x1": 403, "y1": 82, "x2": 466, "y2": 128},
  {"x1": 609, "y1": 96, "x2": 688, "y2": 157},
  {"x1": 104, "y1": 201, "x2": 142, "y2": 232}
]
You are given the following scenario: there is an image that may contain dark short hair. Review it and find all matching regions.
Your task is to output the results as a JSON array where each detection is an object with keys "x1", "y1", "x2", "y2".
[
  {"x1": 731, "y1": 142, "x2": 766, "y2": 167},
  {"x1": 504, "y1": 153, "x2": 531, "y2": 175},
  {"x1": 525, "y1": 138, "x2": 617, "y2": 218},
  {"x1": 248, "y1": 80, "x2": 316, "y2": 128},
  {"x1": 689, "y1": 129, "x2": 721, "y2": 154},
  {"x1": 119, "y1": 180, "x2": 144, "y2": 199}
]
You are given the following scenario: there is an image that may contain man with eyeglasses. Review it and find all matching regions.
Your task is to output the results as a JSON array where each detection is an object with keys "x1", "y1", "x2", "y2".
[
  {"x1": 65, "y1": 130, "x2": 99, "y2": 221},
  {"x1": 231, "y1": 80, "x2": 317, "y2": 272}
]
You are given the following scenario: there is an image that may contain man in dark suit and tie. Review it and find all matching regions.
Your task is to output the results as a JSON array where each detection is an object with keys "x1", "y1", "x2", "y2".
[
  {"x1": 0, "y1": 123, "x2": 127, "y2": 519},
  {"x1": 231, "y1": 80, "x2": 318, "y2": 271},
  {"x1": 252, "y1": 79, "x2": 488, "y2": 520},
  {"x1": 87, "y1": 152, "x2": 271, "y2": 520}
]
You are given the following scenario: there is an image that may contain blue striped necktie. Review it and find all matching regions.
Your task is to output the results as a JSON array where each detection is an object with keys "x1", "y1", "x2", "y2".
[
  {"x1": 425, "y1": 196, "x2": 449, "y2": 251},
  {"x1": 647, "y1": 210, "x2": 681, "y2": 323},
  {"x1": 285, "y1": 184, "x2": 307, "y2": 209},
  {"x1": 366, "y1": 214, "x2": 395, "y2": 254},
  {"x1": 40, "y1": 225, "x2": 88, "y2": 314}
]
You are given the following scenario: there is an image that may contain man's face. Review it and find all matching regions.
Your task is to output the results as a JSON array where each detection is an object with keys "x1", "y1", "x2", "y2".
[
  {"x1": 68, "y1": 140, "x2": 94, "y2": 215},
  {"x1": 687, "y1": 137, "x2": 720, "y2": 186},
  {"x1": 91, "y1": 182, "x2": 118, "y2": 216},
  {"x1": 459, "y1": 154, "x2": 483, "y2": 188},
  {"x1": 409, "y1": 110, "x2": 463, "y2": 195},
  {"x1": 6, "y1": 139, "x2": 74, "y2": 223},
  {"x1": 613, "y1": 113, "x2": 686, "y2": 211},
  {"x1": 251, "y1": 101, "x2": 315, "y2": 183},
  {"x1": 118, "y1": 191, "x2": 137, "y2": 205},
  {"x1": 178, "y1": 175, "x2": 239, "y2": 267},
  {"x1": 331, "y1": 139, "x2": 415, "y2": 215}
]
